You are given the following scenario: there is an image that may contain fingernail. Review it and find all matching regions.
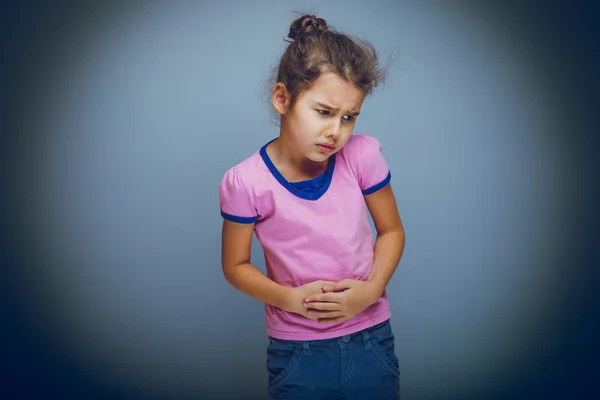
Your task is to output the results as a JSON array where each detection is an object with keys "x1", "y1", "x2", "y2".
[
  {"x1": 323, "y1": 286, "x2": 330, "y2": 291},
  {"x1": 303, "y1": 302, "x2": 309, "y2": 308}
]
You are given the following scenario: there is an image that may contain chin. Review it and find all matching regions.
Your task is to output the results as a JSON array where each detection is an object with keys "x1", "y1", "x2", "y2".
[{"x1": 306, "y1": 152, "x2": 331, "y2": 163}]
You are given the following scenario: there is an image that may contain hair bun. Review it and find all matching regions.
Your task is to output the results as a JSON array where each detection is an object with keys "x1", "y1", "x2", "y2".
[{"x1": 288, "y1": 15, "x2": 328, "y2": 41}]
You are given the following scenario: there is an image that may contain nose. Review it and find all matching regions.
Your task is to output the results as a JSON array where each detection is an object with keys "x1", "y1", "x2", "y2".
[{"x1": 325, "y1": 119, "x2": 341, "y2": 140}]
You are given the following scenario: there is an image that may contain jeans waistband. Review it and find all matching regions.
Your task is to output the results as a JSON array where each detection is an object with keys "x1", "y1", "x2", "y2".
[{"x1": 269, "y1": 319, "x2": 391, "y2": 349}]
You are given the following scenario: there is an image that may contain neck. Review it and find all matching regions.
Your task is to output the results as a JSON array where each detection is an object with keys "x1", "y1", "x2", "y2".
[{"x1": 269, "y1": 135, "x2": 327, "y2": 180}]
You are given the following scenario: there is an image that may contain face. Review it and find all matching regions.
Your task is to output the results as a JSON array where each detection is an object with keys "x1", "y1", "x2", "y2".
[{"x1": 273, "y1": 71, "x2": 366, "y2": 163}]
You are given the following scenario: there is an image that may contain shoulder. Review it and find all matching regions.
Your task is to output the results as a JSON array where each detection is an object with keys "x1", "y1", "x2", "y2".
[
  {"x1": 219, "y1": 150, "x2": 266, "y2": 222},
  {"x1": 220, "y1": 150, "x2": 266, "y2": 189},
  {"x1": 340, "y1": 134, "x2": 383, "y2": 158},
  {"x1": 339, "y1": 133, "x2": 385, "y2": 166},
  {"x1": 339, "y1": 134, "x2": 390, "y2": 193}
]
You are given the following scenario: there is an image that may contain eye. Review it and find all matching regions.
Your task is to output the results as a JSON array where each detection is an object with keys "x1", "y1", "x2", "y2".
[
  {"x1": 317, "y1": 109, "x2": 330, "y2": 115},
  {"x1": 342, "y1": 115, "x2": 355, "y2": 122}
]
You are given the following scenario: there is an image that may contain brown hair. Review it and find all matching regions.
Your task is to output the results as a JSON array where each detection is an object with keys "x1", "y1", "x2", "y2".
[{"x1": 271, "y1": 14, "x2": 387, "y2": 109}]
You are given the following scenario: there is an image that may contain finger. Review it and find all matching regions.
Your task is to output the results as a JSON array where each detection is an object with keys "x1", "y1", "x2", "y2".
[
  {"x1": 321, "y1": 283, "x2": 336, "y2": 292},
  {"x1": 317, "y1": 280, "x2": 336, "y2": 288},
  {"x1": 305, "y1": 292, "x2": 343, "y2": 303},
  {"x1": 322, "y1": 280, "x2": 354, "y2": 293},
  {"x1": 335, "y1": 279, "x2": 354, "y2": 290},
  {"x1": 308, "y1": 310, "x2": 343, "y2": 318},
  {"x1": 317, "y1": 316, "x2": 347, "y2": 324},
  {"x1": 321, "y1": 283, "x2": 342, "y2": 292},
  {"x1": 303, "y1": 311, "x2": 321, "y2": 320},
  {"x1": 304, "y1": 301, "x2": 341, "y2": 311}
]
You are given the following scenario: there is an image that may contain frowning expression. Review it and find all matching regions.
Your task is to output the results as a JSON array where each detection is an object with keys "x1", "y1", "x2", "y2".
[{"x1": 274, "y1": 71, "x2": 366, "y2": 163}]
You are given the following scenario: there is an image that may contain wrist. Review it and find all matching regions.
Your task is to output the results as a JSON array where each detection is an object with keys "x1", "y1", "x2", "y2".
[
  {"x1": 365, "y1": 279, "x2": 385, "y2": 303},
  {"x1": 277, "y1": 286, "x2": 295, "y2": 312}
]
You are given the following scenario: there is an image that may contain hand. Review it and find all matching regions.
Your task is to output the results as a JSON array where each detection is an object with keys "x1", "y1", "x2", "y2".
[
  {"x1": 283, "y1": 280, "x2": 336, "y2": 320},
  {"x1": 303, "y1": 280, "x2": 384, "y2": 324}
]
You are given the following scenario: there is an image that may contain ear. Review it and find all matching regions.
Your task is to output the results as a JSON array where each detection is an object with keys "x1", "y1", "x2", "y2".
[{"x1": 272, "y1": 83, "x2": 290, "y2": 115}]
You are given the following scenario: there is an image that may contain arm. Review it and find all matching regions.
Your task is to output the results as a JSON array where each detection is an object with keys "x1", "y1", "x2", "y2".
[
  {"x1": 222, "y1": 219, "x2": 288, "y2": 308},
  {"x1": 303, "y1": 183, "x2": 405, "y2": 323},
  {"x1": 221, "y1": 219, "x2": 332, "y2": 317},
  {"x1": 364, "y1": 183, "x2": 406, "y2": 297}
]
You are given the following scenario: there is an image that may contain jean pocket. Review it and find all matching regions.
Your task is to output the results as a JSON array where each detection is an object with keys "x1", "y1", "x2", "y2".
[
  {"x1": 370, "y1": 324, "x2": 400, "y2": 378},
  {"x1": 266, "y1": 338, "x2": 303, "y2": 390}
]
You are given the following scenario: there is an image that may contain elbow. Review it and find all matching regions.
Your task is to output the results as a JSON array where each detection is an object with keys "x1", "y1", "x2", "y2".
[
  {"x1": 222, "y1": 260, "x2": 248, "y2": 287},
  {"x1": 222, "y1": 263, "x2": 235, "y2": 285},
  {"x1": 377, "y1": 226, "x2": 405, "y2": 250},
  {"x1": 378, "y1": 226, "x2": 405, "y2": 240},
  {"x1": 395, "y1": 227, "x2": 406, "y2": 248}
]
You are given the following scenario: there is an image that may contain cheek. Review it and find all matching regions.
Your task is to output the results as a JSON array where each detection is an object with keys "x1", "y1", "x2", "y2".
[
  {"x1": 305, "y1": 110, "x2": 321, "y2": 125},
  {"x1": 337, "y1": 125, "x2": 354, "y2": 143},
  {"x1": 294, "y1": 112, "x2": 321, "y2": 134},
  {"x1": 342, "y1": 123, "x2": 355, "y2": 137}
]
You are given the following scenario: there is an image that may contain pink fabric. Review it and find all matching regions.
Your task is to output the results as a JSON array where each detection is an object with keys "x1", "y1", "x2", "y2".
[{"x1": 219, "y1": 134, "x2": 392, "y2": 340}]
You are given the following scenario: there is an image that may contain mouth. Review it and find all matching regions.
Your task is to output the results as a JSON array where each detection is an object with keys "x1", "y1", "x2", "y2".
[{"x1": 316, "y1": 144, "x2": 335, "y2": 154}]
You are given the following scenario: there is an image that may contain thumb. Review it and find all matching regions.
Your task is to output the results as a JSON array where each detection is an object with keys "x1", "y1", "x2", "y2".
[
  {"x1": 321, "y1": 283, "x2": 336, "y2": 292},
  {"x1": 323, "y1": 280, "x2": 352, "y2": 292}
]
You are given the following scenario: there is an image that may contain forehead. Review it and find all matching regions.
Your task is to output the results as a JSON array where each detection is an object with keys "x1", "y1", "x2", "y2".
[{"x1": 298, "y1": 72, "x2": 365, "y2": 111}]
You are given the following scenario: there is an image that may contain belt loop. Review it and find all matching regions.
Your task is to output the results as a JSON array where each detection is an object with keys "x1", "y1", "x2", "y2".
[
  {"x1": 302, "y1": 341, "x2": 310, "y2": 356},
  {"x1": 362, "y1": 331, "x2": 372, "y2": 351}
]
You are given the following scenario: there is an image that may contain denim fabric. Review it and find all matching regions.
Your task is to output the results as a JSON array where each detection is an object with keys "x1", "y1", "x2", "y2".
[{"x1": 266, "y1": 319, "x2": 400, "y2": 400}]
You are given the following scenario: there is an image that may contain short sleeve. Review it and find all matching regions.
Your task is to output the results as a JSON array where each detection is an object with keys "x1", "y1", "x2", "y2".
[
  {"x1": 219, "y1": 166, "x2": 258, "y2": 224},
  {"x1": 347, "y1": 134, "x2": 391, "y2": 195}
]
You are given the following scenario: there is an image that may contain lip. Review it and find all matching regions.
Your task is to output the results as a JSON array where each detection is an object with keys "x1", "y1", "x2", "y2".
[{"x1": 316, "y1": 144, "x2": 335, "y2": 153}]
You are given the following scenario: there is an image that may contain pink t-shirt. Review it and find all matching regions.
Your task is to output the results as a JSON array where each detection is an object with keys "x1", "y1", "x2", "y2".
[{"x1": 219, "y1": 134, "x2": 392, "y2": 340}]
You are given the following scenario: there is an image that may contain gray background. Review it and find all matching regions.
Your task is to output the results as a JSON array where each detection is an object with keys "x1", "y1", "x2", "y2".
[{"x1": 3, "y1": 1, "x2": 598, "y2": 399}]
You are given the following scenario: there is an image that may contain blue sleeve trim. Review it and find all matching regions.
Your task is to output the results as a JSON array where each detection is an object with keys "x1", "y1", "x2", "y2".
[
  {"x1": 362, "y1": 171, "x2": 391, "y2": 195},
  {"x1": 221, "y1": 210, "x2": 258, "y2": 224}
]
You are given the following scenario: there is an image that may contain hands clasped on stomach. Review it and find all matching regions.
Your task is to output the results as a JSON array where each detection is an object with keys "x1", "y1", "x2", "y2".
[{"x1": 283, "y1": 279, "x2": 383, "y2": 324}]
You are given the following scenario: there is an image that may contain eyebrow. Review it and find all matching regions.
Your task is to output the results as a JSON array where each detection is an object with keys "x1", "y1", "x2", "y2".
[{"x1": 316, "y1": 102, "x2": 361, "y2": 116}]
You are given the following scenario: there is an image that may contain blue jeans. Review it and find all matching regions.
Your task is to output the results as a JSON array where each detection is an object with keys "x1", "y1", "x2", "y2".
[{"x1": 266, "y1": 319, "x2": 400, "y2": 400}]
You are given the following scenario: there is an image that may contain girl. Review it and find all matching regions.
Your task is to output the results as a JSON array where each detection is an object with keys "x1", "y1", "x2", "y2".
[{"x1": 219, "y1": 14, "x2": 405, "y2": 400}]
